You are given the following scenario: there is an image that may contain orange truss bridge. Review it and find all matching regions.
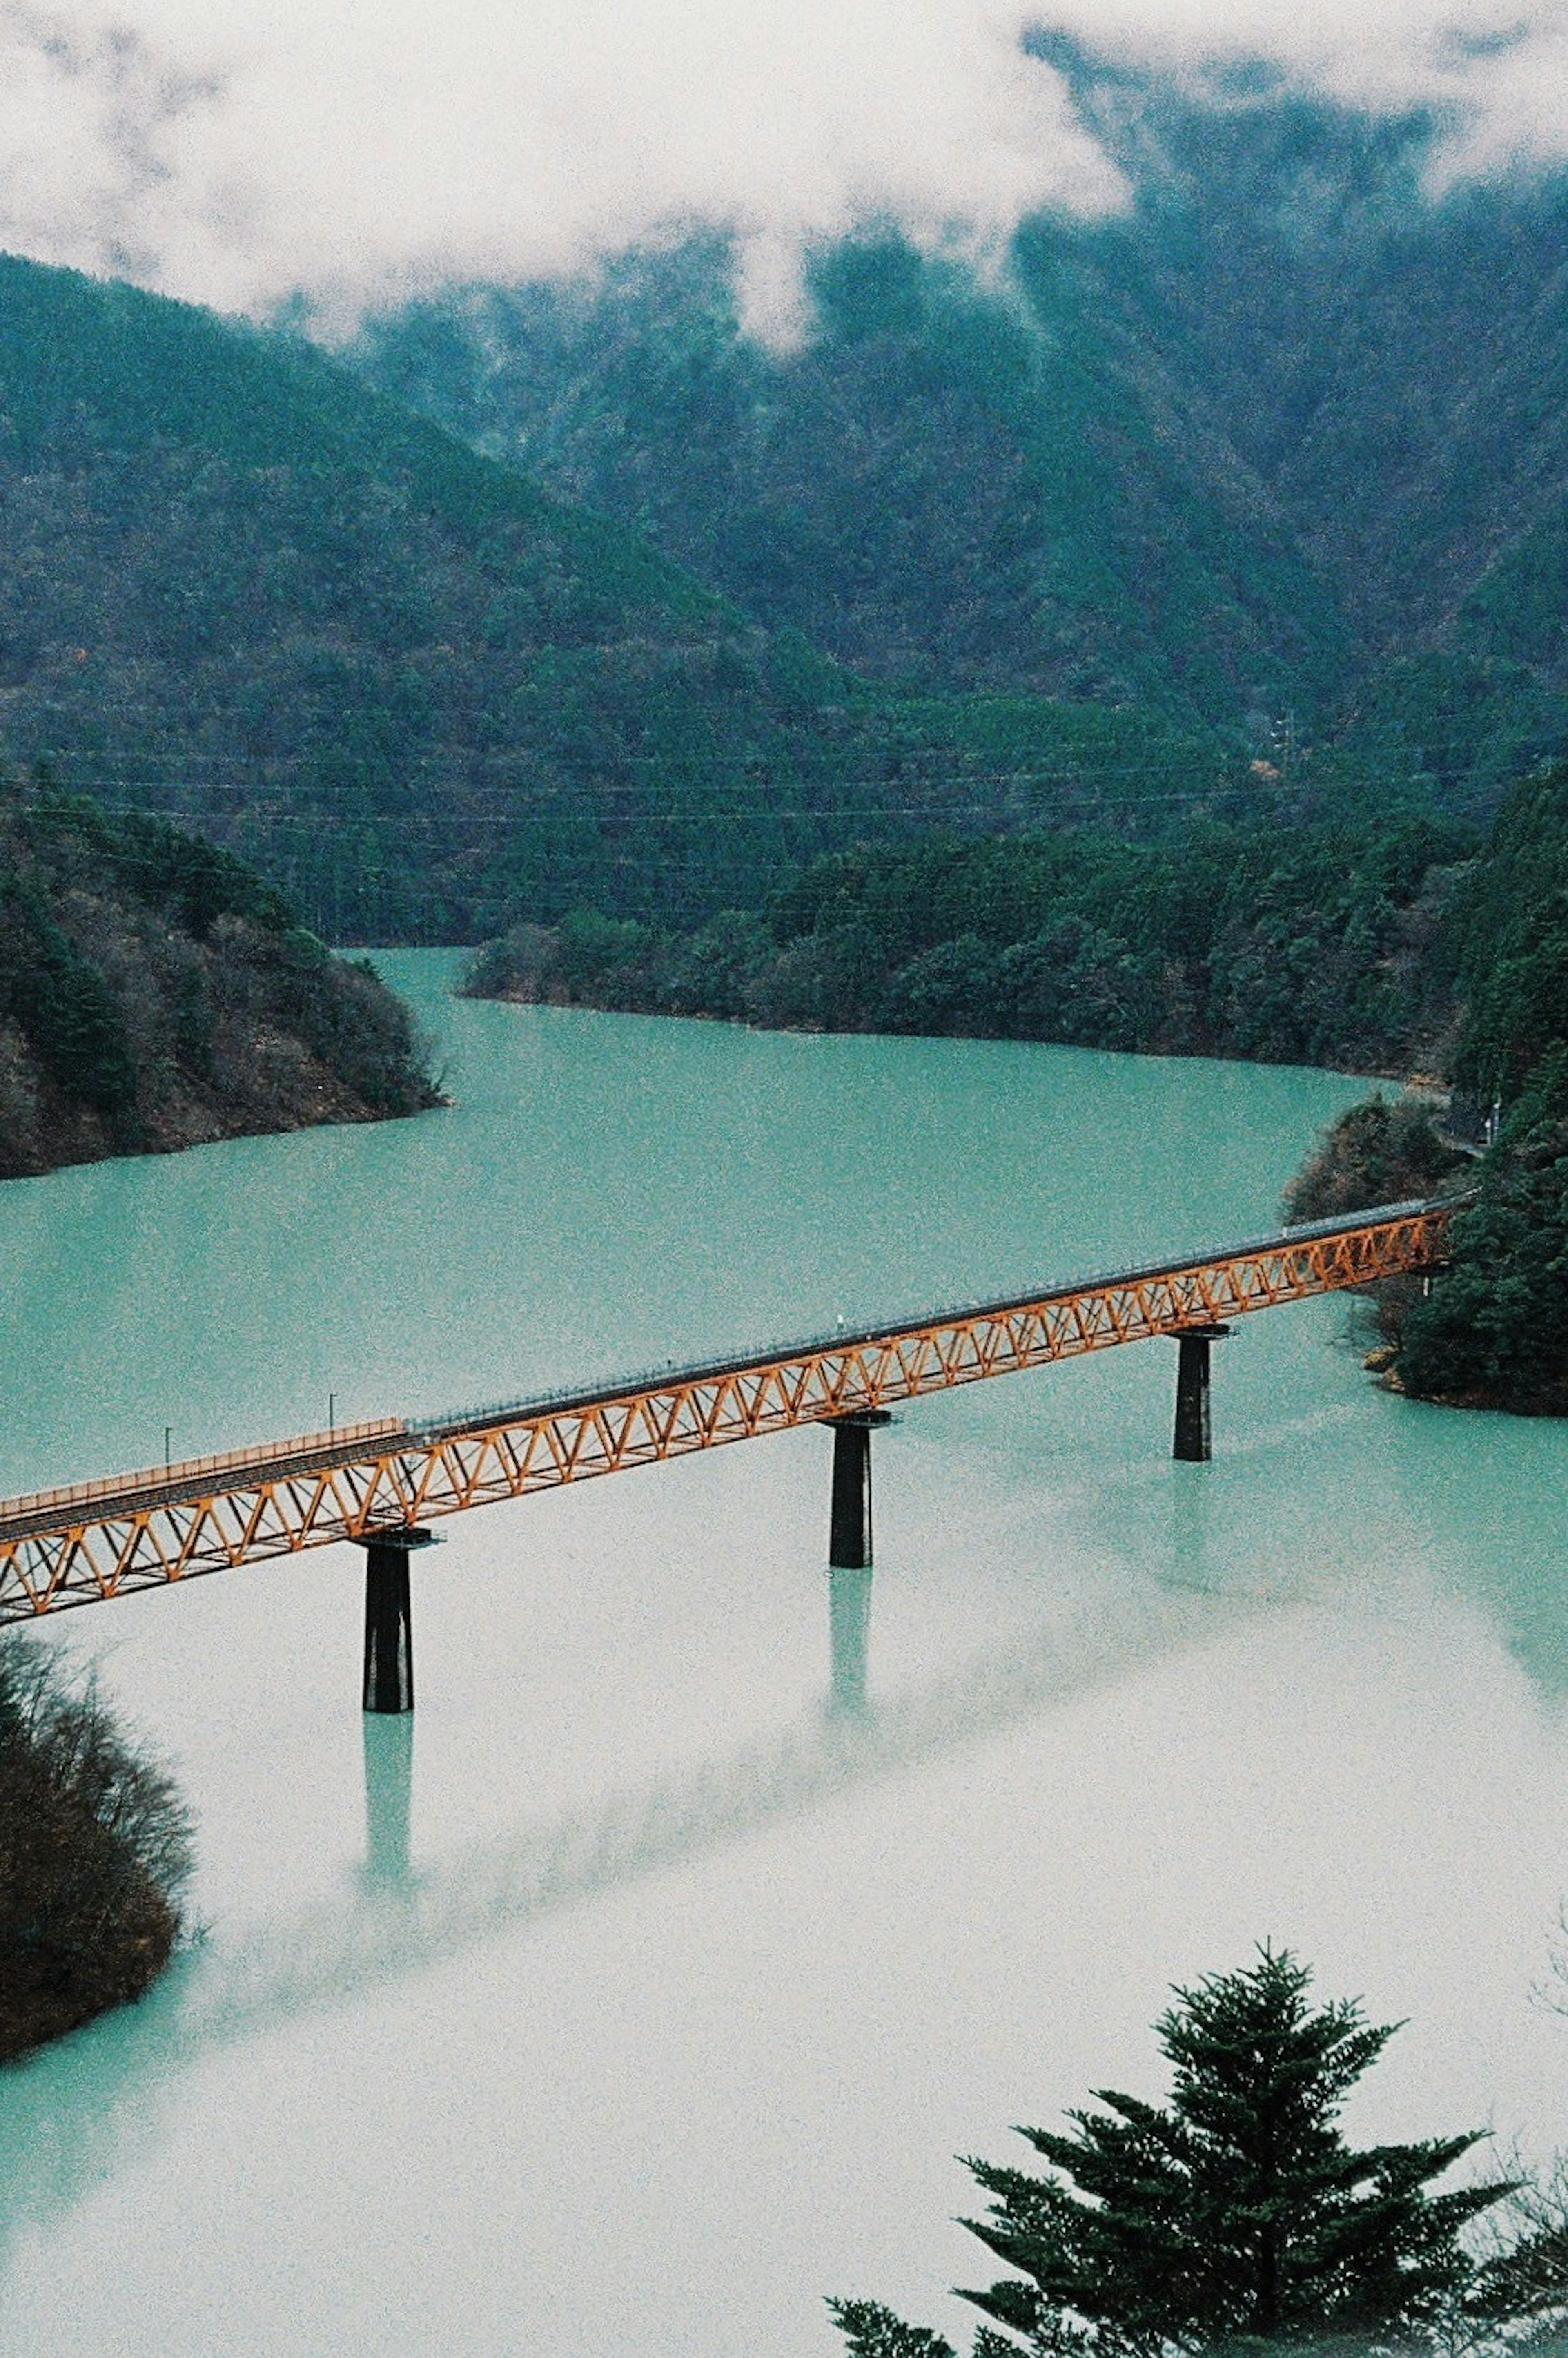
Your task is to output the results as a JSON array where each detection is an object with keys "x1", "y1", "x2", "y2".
[{"x1": 0, "y1": 1196, "x2": 1457, "y2": 1682}]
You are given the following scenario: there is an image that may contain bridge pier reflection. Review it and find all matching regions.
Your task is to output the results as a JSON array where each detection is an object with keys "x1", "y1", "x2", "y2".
[
  {"x1": 1173, "y1": 1325, "x2": 1231, "y2": 1462},
  {"x1": 827, "y1": 1565, "x2": 873, "y2": 1719},
  {"x1": 361, "y1": 1712, "x2": 414, "y2": 1889}
]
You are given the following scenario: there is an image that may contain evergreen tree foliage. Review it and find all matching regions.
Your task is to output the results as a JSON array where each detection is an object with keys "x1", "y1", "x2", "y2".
[
  {"x1": 829, "y1": 1950, "x2": 1567, "y2": 2357},
  {"x1": 0, "y1": 875, "x2": 140, "y2": 1142},
  {"x1": 0, "y1": 783, "x2": 440, "y2": 1178},
  {"x1": 1396, "y1": 1049, "x2": 1568, "y2": 1412},
  {"x1": 1276, "y1": 764, "x2": 1568, "y2": 1409}
]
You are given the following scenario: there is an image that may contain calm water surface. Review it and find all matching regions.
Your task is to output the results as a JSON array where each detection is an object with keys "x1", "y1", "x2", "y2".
[{"x1": 0, "y1": 953, "x2": 1565, "y2": 2357}]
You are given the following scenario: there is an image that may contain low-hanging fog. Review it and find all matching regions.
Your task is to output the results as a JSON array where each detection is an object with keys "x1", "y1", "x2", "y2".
[{"x1": 2, "y1": 0, "x2": 1566, "y2": 326}]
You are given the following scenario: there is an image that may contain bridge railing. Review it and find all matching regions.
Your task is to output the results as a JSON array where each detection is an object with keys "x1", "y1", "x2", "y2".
[
  {"x1": 0, "y1": 1418, "x2": 404, "y2": 1531},
  {"x1": 0, "y1": 1194, "x2": 1462, "y2": 1621},
  {"x1": 408, "y1": 1192, "x2": 1469, "y2": 1444}
]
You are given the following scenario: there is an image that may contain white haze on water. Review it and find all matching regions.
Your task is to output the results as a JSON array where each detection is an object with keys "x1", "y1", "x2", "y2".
[{"x1": 0, "y1": 0, "x2": 1564, "y2": 326}]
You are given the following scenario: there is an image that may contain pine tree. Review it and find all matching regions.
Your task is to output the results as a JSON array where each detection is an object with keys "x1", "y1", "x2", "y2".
[{"x1": 829, "y1": 1948, "x2": 1567, "y2": 2357}]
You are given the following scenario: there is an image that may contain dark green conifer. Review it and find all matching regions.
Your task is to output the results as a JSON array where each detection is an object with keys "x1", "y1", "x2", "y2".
[{"x1": 831, "y1": 1948, "x2": 1567, "y2": 2357}]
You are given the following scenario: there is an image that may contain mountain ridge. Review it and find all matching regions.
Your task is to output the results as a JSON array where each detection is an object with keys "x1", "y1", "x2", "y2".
[{"x1": 345, "y1": 76, "x2": 1568, "y2": 788}]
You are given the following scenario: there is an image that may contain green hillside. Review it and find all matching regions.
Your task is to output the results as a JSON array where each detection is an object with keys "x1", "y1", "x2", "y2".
[
  {"x1": 350, "y1": 78, "x2": 1568, "y2": 814},
  {"x1": 0, "y1": 252, "x2": 816, "y2": 937},
  {"x1": 0, "y1": 250, "x2": 1252, "y2": 937},
  {"x1": 354, "y1": 230, "x2": 1348, "y2": 727}
]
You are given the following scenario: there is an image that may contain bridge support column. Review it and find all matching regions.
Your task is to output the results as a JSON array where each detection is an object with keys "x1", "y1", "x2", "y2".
[
  {"x1": 825, "y1": 1410, "x2": 893, "y2": 1569},
  {"x1": 356, "y1": 1527, "x2": 439, "y2": 1713},
  {"x1": 1172, "y1": 1325, "x2": 1231, "y2": 1462}
]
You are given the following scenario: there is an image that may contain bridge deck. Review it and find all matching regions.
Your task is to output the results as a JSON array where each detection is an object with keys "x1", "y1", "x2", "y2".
[{"x1": 0, "y1": 1197, "x2": 1458, "y2": 1622}]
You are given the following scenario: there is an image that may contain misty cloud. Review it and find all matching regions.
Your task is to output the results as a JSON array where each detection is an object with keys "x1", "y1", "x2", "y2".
[{"x1": 1, "y1": 0, "x2": 1566, "y2": 320}]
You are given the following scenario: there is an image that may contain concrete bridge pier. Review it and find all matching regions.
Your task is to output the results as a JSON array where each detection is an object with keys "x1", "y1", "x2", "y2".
[
  {"x1": 825, "y1": 1410, "x2": 893, "y2": 1570},
  {"x1": 822, "y1": 1411, "x2": 889, "y2": 1720},
  {"x1": 1172, "y1": 1325, "x2": 1231, "y2": 1462},
  {"x1": 356, "y1": 1527, "x2": 439, "y2": 1713}
]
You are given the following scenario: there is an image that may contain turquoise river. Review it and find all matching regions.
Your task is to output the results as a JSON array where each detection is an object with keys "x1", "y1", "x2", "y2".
[{"x1": 0, "y1": 950, "x2": 1565, "y2": 2356}]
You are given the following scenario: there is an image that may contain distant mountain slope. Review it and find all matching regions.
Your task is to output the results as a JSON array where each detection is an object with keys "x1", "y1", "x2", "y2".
[
  {"x1": 352, "y1": 230, "x2": 1348, "y2": 725},
  {"x1": 0, "y1": 255, "x2": 920, "y2": 936},
  {"x1": 347, "y1": 79, "x2": 1568, "y2": 790},
  {"x1": 0, "y1": 250, "x2": 1246, "y2": 936},
  {"x1": 1062, "y1": 76, "x2": 1568, "y2": 667}
]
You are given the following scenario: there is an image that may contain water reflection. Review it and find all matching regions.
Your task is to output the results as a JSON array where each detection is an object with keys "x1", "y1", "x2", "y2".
[
  {"x1": 361, "y1": 1715, "x2": 415, "y2": 1893},
  {"x1": 1166, "y1": 1470, "x2": 1217, "y2": 1593},
  {"x1": 0, "y1": 1575, "x2": 1238, "y2": 2257},
  {"x1": 826, "y1": 1566, "x2": 873, "y2": 1720}
]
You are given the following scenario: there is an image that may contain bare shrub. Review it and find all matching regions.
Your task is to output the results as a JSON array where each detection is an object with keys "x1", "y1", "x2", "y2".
[{"x1": 0, "y1": 1635, "x2": 194, "y2": 2060}]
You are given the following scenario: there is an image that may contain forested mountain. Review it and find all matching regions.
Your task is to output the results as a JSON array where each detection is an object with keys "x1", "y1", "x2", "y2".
[
  {"x1": 0, "y1": 248, "x2": 1255, "y2": 939},
  {"x1": 6, "y1": 78, "x2": 1568, "y2": 953},
  {"x1": 352, "y1": 231, "x2": 1342, "y2": 727},
  {"x1": 349, "y1": 72, "x2": 1568, "y2": 815}
]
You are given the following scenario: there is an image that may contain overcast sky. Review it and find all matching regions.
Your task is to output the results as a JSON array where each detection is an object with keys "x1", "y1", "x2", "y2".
[{"x1": 1, "y1": 0, "x2": 1565, "y2": 327}]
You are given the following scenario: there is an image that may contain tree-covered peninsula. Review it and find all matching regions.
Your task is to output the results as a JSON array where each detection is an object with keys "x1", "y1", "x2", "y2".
[
  {"x1": 1287, "y1": 764, "x2": 1568, "y2": 1413},
  {"x1": 465, "y1": 766, "x2": 1568, "y2": 1413},
  {"x1": 463, "y1": 810, "x2": 1474, "y2": 1074},
  {"x1": 0, "y1": 788, "x2": 440, "y2": 1180}
]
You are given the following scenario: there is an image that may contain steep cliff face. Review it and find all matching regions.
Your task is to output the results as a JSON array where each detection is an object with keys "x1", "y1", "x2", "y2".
[{"x1": 0, "y1": 792, "x2": 441, "y2": 1181}]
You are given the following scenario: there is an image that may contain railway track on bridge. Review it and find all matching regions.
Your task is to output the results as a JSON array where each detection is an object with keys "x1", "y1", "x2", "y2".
[{"x1": 0, "y1": 1196, "x2": 1459, "y2": 1628}]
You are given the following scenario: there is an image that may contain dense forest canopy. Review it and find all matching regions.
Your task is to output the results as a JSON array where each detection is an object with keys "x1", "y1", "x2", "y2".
[
  {"x1": 350, "y1": 77, "x2": 1568, "y2": 811},
  {"x1": 0, "y1": 785, "x2": 439, "y2": 1180},
  {"x1": 465, "y1": 810, "x2": 1475, "y2": 1077},
  {"x1": 466, "y1": 765, "x2": 1568, "y2": 1412}
]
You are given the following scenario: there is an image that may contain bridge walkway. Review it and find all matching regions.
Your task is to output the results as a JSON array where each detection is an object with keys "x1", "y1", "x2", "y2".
[{"x1": 0, "y1": 1197, "x2": 1456, "y2": 1629}]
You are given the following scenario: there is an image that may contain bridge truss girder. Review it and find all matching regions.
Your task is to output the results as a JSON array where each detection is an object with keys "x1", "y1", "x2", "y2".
[{"x1": 0, "y1": 1203, "x2": 1451, "y2": 1622}]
